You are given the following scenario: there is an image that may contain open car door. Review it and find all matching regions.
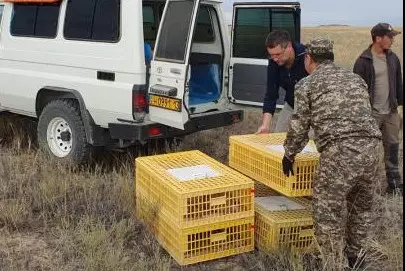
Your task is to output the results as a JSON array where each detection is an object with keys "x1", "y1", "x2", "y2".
[
  {"x1": 229, "y1": 2, "x2": 301, "y2": 107},
  {"x1": 148, "y1": 0, "x2": 201, "y2": 130}
]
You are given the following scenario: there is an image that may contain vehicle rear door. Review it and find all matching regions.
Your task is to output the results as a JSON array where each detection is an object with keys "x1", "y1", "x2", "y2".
[
  {"x1": 148, "y1": 0, "x2": 201, "y2": 130},
  {"x1": 229, "y1": 2, "x2": 301, "y2": 107}
]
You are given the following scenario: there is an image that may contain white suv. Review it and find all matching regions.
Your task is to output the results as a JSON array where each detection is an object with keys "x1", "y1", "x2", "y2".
[{"x1": 0, "y1": 0, "x2": 301, "y2": 164}]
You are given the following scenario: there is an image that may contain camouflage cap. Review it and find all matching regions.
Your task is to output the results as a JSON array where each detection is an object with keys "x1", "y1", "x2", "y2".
[{"x1": 305, "y1": 38, "x2": 334, "y2": 55}]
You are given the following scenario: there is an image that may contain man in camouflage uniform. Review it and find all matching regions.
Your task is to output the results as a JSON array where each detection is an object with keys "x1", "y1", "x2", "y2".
[{"x1": 281, "y1": 39, "x2": 382, "y2": 269}]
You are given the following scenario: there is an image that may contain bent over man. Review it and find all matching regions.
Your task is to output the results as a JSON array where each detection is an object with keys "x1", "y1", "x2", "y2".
[
  {"x1": 256, "y1": 30, "x2": 308, "y2": 134},
  {"x1": 282, "y1": 39, "x2": 382, "y2": 269}
]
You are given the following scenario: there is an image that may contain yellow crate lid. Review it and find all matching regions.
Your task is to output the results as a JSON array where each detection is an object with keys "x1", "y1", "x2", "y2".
[
  {"x1": 230, "y1": 133, "x2": 319, "y2": 161},
  {"x1": 255, "y1": 196, "x2": 313, "y2": 223},
  {"x1": 136, "y1": 150, "x2": 254, "y2": 194}
]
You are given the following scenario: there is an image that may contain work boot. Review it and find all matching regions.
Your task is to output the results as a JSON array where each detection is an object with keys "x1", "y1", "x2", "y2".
[
  {"x1": 302, "y1": 253, "x2": 323, "y2": 271},
  {"x1": 386, "y1": 182, "x2": 403, "y2": 196},
  {"x1": 347, "y1": 255, "x2": 366, "y2": 270},
  {"x1": 385, "y1": 144, "x2": 402, "y2": 196}
]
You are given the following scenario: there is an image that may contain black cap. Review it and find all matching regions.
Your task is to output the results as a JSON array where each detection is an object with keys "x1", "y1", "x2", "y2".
[{"x1": 371, "y1": 23, "x2": 401, "y2": 37}]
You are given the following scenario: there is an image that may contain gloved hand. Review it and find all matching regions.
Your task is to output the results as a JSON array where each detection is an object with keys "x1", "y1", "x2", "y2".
[{"x1": 282, "y1": 155, "x2": 294, "y2": 177}]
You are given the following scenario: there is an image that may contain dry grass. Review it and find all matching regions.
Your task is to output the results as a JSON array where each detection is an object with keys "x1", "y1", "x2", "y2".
[
  {"x1": 302, "y1": 26, "x2": 403, "y2": 70},
  {"x1": 0, "y1": 27, "x2": 403, "y2": 271}
]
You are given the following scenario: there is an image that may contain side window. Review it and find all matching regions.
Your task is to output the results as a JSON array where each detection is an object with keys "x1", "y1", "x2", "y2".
[
  {"x1": 155, "y1": 1, "x2": 196, "y2": 62},
  {"x1": 64, "y1": 0, "x2": 120, "y2": 42},
  {"x1": 10, "y1": 3, "x2": 60, "y2": 38},
  {"x1": 194, "y1": 6, "x2": 215, "y2": 43},
  {"x1": 0, "y1": 5, "x2": 4, "y2": 31},
  {"x1": 143, "y1": 5, "x2": 156, "y2": 45},
  {"x1": 0, "y1": 5, "x2": 4, "y2": 23},
  {"x1": 233, "y1": 8, "x2": 298, "y2": 59}
]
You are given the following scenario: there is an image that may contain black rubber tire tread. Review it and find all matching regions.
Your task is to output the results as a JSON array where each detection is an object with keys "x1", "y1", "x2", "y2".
[{"x1": 37, "y1": 99, "x2": 90, "y2": 165}]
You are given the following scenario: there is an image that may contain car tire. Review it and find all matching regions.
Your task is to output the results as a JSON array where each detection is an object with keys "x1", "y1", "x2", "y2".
[{"x1": 37, "y1": 99, "x2": 90, "y2": 165}]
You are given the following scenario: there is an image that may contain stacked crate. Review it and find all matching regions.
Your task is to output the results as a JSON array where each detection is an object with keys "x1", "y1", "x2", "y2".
[
  {"x1": 229, "y1": 133, "x2": 319, "y2": 252},
  {"x1": 135, "y1": 150, "x2": 255, "y2": 265},
  {"x1": 254, "y1": 197, "x2": 314, "y2": 252},
  {"x1": 229, "y1": 133, "x2": 319, "y2": 197},
  {"x1": 251, "y1": 181, "x2": 314, "y2": 252}
]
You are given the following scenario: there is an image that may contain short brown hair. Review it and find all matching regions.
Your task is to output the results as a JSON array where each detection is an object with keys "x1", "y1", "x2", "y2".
[{"x1": 265, "y1": 30, "x2": 291, "y2": 49}]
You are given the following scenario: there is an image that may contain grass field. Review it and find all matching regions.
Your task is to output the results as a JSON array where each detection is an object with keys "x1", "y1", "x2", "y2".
[
  {"x1": 302, "y1": 26, "x2": 403, "y2": 70},
  {"x1": 0, "y1": 27, "x2": 403, "y2": 271}
]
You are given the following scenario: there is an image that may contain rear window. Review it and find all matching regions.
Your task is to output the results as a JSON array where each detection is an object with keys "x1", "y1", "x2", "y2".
[
  {"x1": 194, "y1": 6, "x2": 215, "y2": 43},
  {"x1": 233, "y1": 7, "x2": 299, "y2": 59},
  {"x1": 142, "y1": 3, "x2": 215, "y2": 48},
  {"x1": 10, "y1": 3, "x2": 61, "y2": 38},
  {"x1": 155, "y1": 0, "x2": 196, "y2": 62},
  {"x1": 64, "y1": 0, "x2": 120, "y2": 42}
]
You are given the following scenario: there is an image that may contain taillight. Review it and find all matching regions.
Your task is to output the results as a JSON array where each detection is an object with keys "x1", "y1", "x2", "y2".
[
  {"x1": 232, "y1": 112, "x2": 242, "y2": 123},
  {"x1": 134, "y1": 94, "x2": 146, "y2": 108},
  {"x1": 132, "y1": 86, "x2": 148, "y2": 122},
  {"x1": 148, "y1": 126, "x2": 161, "y2": 137}
]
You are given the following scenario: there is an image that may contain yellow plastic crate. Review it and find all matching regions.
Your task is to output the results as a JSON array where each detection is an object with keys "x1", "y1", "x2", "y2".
[
  {"x1": 254, "y1": 196, "x2": 314, "y2": 252},
  {"x1": 135, "y1": 150, "x2": 254, "y2": 228},
  {"x1": 137, "y1": 192, "x2": 254, "y2": 266},
  {"x1": 229, "y1": 133, "x2": 319, "y2": 197},
  {"x1": 255, "y1": 181, "x2": 279, "y2": 197},
  {"x1": 254, "y1": 182, "x2": 312, "y2": 209}
]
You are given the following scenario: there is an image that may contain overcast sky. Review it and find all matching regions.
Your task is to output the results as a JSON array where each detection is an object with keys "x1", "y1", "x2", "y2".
[{"x1": 222, "y1": 0, "x2": 403, "y2": 27}]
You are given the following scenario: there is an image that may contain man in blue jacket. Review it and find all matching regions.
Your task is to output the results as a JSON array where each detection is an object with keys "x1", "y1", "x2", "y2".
[
  {"x1": 144, "y1": 41, "x2": 153, "y2": 65},
  {"x1": 256, "y1": 30, "x2": 308, "y2": 134}
]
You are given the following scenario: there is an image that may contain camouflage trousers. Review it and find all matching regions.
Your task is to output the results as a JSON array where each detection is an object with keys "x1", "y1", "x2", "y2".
[{"x1": 312, "y1": 137, "x2": 380, "y2": 265}]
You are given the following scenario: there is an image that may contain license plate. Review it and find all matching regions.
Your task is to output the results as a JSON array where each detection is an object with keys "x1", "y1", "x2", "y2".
[{"x1": 149, "y1": 94, "x2": 182, "y2": 112}]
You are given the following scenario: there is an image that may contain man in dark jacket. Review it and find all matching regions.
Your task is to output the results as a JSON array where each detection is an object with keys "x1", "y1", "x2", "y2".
[
  {"x1": 353, "y1": 23, "x2": 403, "y2": 195},
  {"x1": 256, "y1": 30, "x2": 308, "y2": 134}
]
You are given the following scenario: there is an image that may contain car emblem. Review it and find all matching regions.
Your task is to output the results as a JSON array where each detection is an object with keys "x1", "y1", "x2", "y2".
[{"x1": 157, "y1": 67, "x2": 163, "y2": 74}]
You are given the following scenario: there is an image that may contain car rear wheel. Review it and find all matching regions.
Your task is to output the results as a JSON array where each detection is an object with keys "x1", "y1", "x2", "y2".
[{"x1": 38, "y1": 99, "x2": 91, "y2": 165}]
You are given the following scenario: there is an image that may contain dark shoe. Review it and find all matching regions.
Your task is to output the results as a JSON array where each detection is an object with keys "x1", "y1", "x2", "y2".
[
  {"x1": 348, "y1": 255, "x2": 366, "y2": 270},
  {"x1": 386, "y1": 183, "x2": 403, "y2": 196},
  {"x1": 302, "y1": 253, "x2": 323, "y2": 271}
]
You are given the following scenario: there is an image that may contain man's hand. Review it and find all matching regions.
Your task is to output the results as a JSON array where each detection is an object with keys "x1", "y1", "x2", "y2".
[
  {"x1": 255, "y1": 113, "x2": 272, "y2": 134},
  {"x1": 282, "y1": 155, "x2": 294, "y2": 177},
  {"x1": 255, "y1": 124, "x2": 271, "y2": 134}
]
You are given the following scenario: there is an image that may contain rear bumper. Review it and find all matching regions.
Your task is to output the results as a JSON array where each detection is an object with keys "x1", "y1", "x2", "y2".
[{"x1": 108, "y1": 109, "x2": 244, "y2": 142}]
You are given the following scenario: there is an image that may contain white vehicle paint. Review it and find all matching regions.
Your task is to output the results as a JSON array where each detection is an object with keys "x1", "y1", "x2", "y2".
[{"x1": 0, "y1": 0, "x2": 300, "y2": 164}]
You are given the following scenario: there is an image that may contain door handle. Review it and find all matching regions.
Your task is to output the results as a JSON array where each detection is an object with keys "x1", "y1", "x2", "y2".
[
  {"x1": 97, "y1": 71, "x2": 115, "y2": 81},
  {"x1": 170, "y1": 68, "x2": 181, "y2": 75}
]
